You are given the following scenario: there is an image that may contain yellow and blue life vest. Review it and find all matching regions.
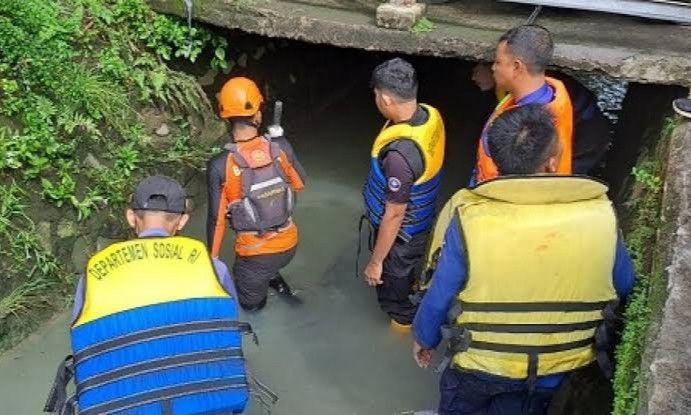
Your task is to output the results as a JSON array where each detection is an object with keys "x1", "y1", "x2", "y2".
[
  {"x1": 69, "y1": 236, "x2": 251, "y2": 415},
  {"x1": 436, "y1": 176, "x2": 618, "y2": 380},
  {"x1": 362, "y1": 104, "x2": 446, "y2": 240}
]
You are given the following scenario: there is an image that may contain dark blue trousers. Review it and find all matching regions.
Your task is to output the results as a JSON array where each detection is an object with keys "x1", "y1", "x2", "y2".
[{"x1": 438, "y1": 368, "x2": 556, "y2": 415}]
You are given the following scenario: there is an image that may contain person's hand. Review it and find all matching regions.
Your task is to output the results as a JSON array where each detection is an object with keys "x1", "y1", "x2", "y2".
[
  {"x1": 363, "y1": 260, "x2": 383, "y2": 287},
  {"x1": 413, "y1": 340, "x2": 433, "y2": 369}
]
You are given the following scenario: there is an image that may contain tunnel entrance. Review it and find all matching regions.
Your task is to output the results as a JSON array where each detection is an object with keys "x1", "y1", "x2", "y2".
[
  {"x1": 175, "y1": 30, "x2": 686, "y2": 415},
  {"x1": 182, "y1": 30, "x2": 668, "y2": 205}
]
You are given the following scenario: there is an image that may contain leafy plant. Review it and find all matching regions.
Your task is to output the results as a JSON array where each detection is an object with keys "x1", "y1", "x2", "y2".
[
  {"x1": 0, "y1": 0, "x2": 228, "y2": 352},
  {"x1": 411, "y1": 17, "x2": 434, "y2": 34}
]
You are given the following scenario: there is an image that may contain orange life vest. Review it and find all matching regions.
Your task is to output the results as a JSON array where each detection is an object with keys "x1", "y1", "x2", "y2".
[
  {"x1": 475, "y1": 77, "x2": 574, "y2": 183},
  {"x1": 212, "y1": 137, "x2": 304, "y2": 257}
]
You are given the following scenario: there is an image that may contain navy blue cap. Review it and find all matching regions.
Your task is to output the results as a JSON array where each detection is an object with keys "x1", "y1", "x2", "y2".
[{"x1": 131, "y1": 175, "x2": 186, "y2": 213}]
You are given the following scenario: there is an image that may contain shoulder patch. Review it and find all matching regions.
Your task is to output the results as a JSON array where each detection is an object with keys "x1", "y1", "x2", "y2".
[{"x1": 388, "y1": 177, "x2": 402, "y2": 192}]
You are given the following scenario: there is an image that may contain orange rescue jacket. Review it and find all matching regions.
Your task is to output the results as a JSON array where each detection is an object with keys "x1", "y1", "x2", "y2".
[
  {"x1": 210, "y1": 137, "x2": 305, "y2": 257},
  {"x1": 475, "y1": 77, "x2": 574, "y2": 183}
]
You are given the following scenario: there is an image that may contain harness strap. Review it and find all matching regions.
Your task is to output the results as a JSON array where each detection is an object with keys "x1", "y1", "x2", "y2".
[
  {"x1": 76, "y1": 349, "x2": 244, "y2": 396},
  {"x1": 460, "y1": 320, "x2": 602, "y2": 334},
  {"x1": 59, "y1": 395, "x2": 77, "y2": 415},
  {"x1": 161, "y1": 399, "x2": 173, "y2": 415},
  {"x1": 74, "y1": 320, "x2": 248, "y2": 364},
  {"x1": 80, "y1": 378, "x2": 248, "y2": 415},
  {"x1": 459, "y1": 300, "x2": 612, "y2": 313},
  {"x1": 447, "y1": 302, "x2": 464, "y2": 323},
  {"x1": 593, "y1": 300, "x2": 620, "y2": 380},
  {"x1": 44, "y1": 355, "x2": 74, "y2": 413},
  {"x1": 435, "y1": 325, "x2": 472, "y2": 373},
  {"x1": 469, "y1": 338, "x2": 593, "y2": 354},
  {"x1": 355, "y1": 215, "x2": 369, "y2": 279},
  {"x1": 527, "y1": 353, "x2": 539, "y2": 393},
  {"x1": 248, "y1": 371, "x2": 279, "y2": 405},
  {"x1": 409, "y1": 291, "x2": 424, "y2": 306}
]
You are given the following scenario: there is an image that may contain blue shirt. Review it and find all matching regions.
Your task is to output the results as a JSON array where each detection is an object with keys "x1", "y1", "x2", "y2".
[
  {"x1": 71, "y1": 229, "x2": 237, "y2": 322},
  {"x1": 471, "y1": 83, "x2": 555, "y2": 187},
  {"x1": 413, "y1": 216, "x2": 635, "y2": 388}
]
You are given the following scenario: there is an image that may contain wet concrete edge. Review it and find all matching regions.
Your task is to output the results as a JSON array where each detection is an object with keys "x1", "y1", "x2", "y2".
[
  {"x1": 641, "y1": 119, "x2": 691, "y2": 414},
  {"x1": 147, "y1": 0, "x2": 691, "y2": 88}
]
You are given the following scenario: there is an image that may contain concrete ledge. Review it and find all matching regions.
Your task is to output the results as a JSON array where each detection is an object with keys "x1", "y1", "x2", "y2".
[
  {"x1": 148, "y1": 0, "x2": 691, "y2": 87},
  {"x1": 642, "y1": 119, "x2": 691, "y2": 414}
]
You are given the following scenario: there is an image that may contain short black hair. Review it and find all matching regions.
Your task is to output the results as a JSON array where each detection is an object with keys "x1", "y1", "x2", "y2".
[
  {"x1": 487, "y1": 104, "x2": 557, "y2": 175},
  {"x1": 370, "y1": 57, "x2": 418, "y2": 101},
  {"x1": 499, "y1": 25, "x2": 553, "y2": 74}
]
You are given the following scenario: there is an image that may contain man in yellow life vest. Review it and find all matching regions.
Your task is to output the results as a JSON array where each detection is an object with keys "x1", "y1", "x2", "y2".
[
  {"x1": 50, "y1": 176, "x2": 258, "y2": 415},
  {"x1": 412, "y1": 105, "x2": 635, "y2": 414},
  {"x1": 362, "y1": 58, "x2": 446, "y2": 330}
]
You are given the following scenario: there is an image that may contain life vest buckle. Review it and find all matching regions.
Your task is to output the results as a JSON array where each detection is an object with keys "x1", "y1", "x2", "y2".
[{"x1": 435, "y1": 325, "x2": 472, "y2": 373}]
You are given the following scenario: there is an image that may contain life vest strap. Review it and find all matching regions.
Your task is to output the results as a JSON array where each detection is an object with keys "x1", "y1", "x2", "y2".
[
  {"x1": 74, "y1": 319, "x2": 253, "y2": 365},
  {"x1": 459, "y1": 300, "x2": 612, "y2": 313},
  {"x1": 469, "y1": 337, "x2": 593, "y2": 354},
  {"x1": 76, "y1": 348, "x2": 244, "y2": 396},
  {"x1": 460, "y1": 320, "x2": 602, "y2": 334},
  {"x1": 44, "y1": 355, "x2": 75, "y2": 414},
  {"x1": 248, "y1": 370, "x2": 280, "y2": 413},
  {"x1": 80, "y1": 378, "x2": 248, "y2": 415}
]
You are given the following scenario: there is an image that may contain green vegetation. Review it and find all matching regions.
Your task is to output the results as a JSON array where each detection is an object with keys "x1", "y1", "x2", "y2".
[
  {"x1": 411, "y1": 17, "x2": 435, "y2": 34},
  {"x1": 0, "y1": 0, "x2": 226, "y2": 351},
  {"x1": 612, "y1": 117, "x2": 679, "y2": 415}
]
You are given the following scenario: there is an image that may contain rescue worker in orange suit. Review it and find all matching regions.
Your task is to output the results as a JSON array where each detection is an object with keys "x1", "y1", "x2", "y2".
[
  {"x1": 413, "y1": 105, "x2": 635, "y2": 414},
  {"x1": 362, "y1": 58, "x2": 446, "y2": 330},
  {"x1": 207, "y1": 77, "x2": 307, "y2": 311},
  {"x1": 472, "y1": 24, "x2": 574, "y2": 185},
  {"x1": 471, "y1": 62, "x2": 612, "y2": 175}
]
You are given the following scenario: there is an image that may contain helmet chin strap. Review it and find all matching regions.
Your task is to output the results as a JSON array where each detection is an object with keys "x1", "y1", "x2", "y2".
[{"x1": 234, "y1": 118, "x2": 260, "y2": 129}]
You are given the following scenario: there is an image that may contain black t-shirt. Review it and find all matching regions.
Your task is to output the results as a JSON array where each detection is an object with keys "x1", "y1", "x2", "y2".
[{"x1": 381, "y1": 106, "x2": 427, "y2": 204}]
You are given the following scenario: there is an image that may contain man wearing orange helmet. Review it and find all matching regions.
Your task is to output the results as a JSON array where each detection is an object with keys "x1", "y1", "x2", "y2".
[{"x1": 207, "y1": 77, "x2": 306, "y2": 311}]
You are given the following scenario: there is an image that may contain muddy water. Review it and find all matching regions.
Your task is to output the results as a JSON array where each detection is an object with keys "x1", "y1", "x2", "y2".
[{"x1": 0, "y1": 84, "x2": 478, "y2": 414}]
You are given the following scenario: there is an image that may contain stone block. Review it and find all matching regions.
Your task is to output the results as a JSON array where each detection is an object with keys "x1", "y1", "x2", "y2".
[
  {"x1": 71, "y1": 237, "x2": 93, "y2": 272},
  {"x1": 36, "y1": 221, "x2": 53, "y2": 253},
  {"x1": 56, "y1": 220, "x2": 78, "y2": 239},
  {"x1": 376, "y1": 2, "x2": 426, "y2": 31},
  {"x1": 96, "y1": 236, "x2": 120, "y2": 251}
]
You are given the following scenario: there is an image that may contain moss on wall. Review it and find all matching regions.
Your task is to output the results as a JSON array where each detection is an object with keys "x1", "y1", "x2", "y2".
[{"x1": 612, "y1": 117, "x2": 679, "y2": 415}]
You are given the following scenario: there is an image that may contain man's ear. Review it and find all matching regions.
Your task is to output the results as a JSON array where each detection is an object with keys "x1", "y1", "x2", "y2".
[
  {"x1": 512, "y1": 58, "x2": 523, "y2": 77},
  {"x1": 126, "y1": 209, "x2": 137, "y2": 229},
  {"x1": 381, "y1": 92, "x2": 394, "y2": 106},
  {"x1": 545, "y1": 155, "x2": 559, "y2": 173},
  {"x1": 176, "y1": 214, "x2": 190, "y2": 232},
  {"x1": 545, "y1": 140, "x2": 563, "y2": 173}
]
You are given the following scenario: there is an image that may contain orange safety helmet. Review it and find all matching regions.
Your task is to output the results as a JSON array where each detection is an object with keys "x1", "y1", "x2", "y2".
[{"x1": 218, "y1": 77, "x2": 264, "y2": 118}]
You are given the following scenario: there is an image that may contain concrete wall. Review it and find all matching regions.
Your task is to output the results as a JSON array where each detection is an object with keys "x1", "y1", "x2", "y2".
[
  {"x1": 148, "y1": 0, "x2": 691, "y2": 88},
  {"x1": 640, "y1": 119, "x2": 691, "y2": 415}
]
